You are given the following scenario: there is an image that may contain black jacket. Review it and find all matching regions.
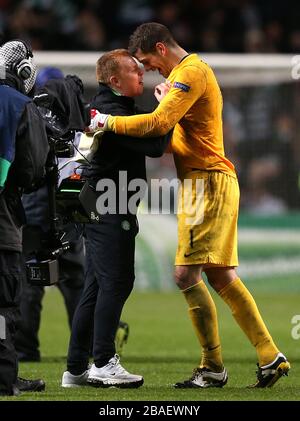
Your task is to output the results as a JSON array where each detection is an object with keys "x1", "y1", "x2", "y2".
[
  {"x1": 85, "y1": 83, "x2": 171, "y2": 189},
  {"x1": 0, "y1": 76, "x2": 49, "y2": 252}
]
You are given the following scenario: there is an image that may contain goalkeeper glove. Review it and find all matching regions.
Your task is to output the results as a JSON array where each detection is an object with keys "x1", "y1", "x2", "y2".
[{"x1": 86, "y1": 108, "x2": 109, "y2": 132}]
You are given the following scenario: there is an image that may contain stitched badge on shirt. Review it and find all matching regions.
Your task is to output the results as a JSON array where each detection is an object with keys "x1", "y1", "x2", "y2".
[
  {"x1": 121, "y1": 220, "x2": 131, "y2": 231},
  {"x1": 173, "y1": 81, "x2": 190, "y2": 92}
]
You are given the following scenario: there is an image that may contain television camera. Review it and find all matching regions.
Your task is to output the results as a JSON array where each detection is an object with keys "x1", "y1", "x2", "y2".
[{"x1": 25, "y1": 75, "x2": 92, "y2": 286}]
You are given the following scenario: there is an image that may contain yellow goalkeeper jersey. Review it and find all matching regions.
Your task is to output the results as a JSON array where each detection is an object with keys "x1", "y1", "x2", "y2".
[{"x1": 110, "y1": 54, "x2": 236, "y2": 180}]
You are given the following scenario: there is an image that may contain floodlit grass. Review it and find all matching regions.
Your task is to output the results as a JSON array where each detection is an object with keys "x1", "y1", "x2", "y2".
[{"x1": 1, "y1": 281, "x2": 299, "y2": 401}]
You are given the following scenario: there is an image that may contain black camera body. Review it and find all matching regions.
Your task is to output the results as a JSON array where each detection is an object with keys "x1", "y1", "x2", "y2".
[
  {"x1": 26, "y1": 232, "x2": 71, "y2": 285},
  {"x1": 24, "y1": 75, "x2": 91, "y2": 286},
  {"x1": 56, "y1": 175, "x2": 90, "y2": 224},
  {"x1": 26, "y1": 258, "x2": 59, "y2": 286},
  {"x1": 23, "y1": 222, "x2": 72, "y2": 286},
  {"x1": 57, "y1": 176, "x2": 100, "y2": 224}
]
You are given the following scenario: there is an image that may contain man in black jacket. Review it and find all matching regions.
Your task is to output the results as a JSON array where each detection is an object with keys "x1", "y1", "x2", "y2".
[
  {"x1": 0, "y1": 40, "x2": 49, "y2": 396},
  {"x1": 61, "y1": 49, "x2": 170, "y2": 388}
]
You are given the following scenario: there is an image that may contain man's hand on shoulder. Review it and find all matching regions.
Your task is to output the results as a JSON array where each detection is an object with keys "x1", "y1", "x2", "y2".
[{"x1": 86, "y1": 108, "x2": 110, "y2": 133}]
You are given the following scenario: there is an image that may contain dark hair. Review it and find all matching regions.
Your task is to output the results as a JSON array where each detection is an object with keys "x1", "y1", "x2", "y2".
[{"x1": 128, "y1": 22, "x2": 177, "y2": 55}]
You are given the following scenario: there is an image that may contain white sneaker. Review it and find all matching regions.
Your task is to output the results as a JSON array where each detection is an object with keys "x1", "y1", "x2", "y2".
[
  {"x1": 61, "y1": 369, "x2": 89, "y2": 388},
  {"x1": 87, "y1": 354, "x2": 143, "y2": 388}
]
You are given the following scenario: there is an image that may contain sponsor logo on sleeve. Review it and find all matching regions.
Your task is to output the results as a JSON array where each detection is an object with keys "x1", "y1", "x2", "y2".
[{"x1": 173, "y1": 81, "x2": 190, "y2": 92}]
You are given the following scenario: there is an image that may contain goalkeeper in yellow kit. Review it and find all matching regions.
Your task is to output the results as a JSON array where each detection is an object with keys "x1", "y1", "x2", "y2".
[{"x1": 91, "y1": 22, "x2": 290, "y2": 388}]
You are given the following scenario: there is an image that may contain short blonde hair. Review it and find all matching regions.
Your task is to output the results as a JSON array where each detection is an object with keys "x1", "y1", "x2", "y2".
[{"x1": 96, "y1": 49, "x2": 132, "y2": 84}]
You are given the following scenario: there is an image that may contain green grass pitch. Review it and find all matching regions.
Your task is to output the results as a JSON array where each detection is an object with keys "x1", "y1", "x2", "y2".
[{"x1": 2, "y1": 278, "x2": 299, "y2": 401}]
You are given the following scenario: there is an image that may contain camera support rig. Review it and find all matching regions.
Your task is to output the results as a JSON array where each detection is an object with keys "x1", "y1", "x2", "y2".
[{"x1": 26, "y1": 138, "x2": 71, "y2": 286}]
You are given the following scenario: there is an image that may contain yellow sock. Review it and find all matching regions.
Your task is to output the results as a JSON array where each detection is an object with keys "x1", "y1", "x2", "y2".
[
  {"x1": 182, "y1": 280, "x2": 223, "y2": 372},
  {"x1": 218, "y1": 278, "x2": 279, "y2": 366}
]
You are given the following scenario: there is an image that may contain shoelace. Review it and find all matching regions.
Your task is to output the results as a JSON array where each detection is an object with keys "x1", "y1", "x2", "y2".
[
  {"x1": 104, "y1": 354, "x2": 131, "y2": 376},
  {"x1": 255, "y1": 363, "x2": 267, "y2": 379},
  {"x1": 17, "y1": 377, "x2": 30, "y2": 383},
  {"x1": 107, "y1": 358, "x2": 119, "y2": 368},
  {"x1": 190, "y1": 367, "x2": 224, "y2": 382},
  {"x1": 189, "y1": 367, "x2": 203, "y2": 381},
  {"x1": 106, "y1": 354, "x2": 123, "y2": 369}
]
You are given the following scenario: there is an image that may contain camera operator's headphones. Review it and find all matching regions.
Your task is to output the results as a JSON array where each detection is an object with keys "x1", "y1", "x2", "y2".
[{"x1": 11, "y1": 40, "x2": 34, "y2": 80}]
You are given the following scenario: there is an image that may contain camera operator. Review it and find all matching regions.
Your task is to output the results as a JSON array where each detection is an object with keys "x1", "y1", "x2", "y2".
[
  {"x1": 15, "y1": 67, "x2": 85, "y2": 363},
  {"x1": 0, "y1": 40, "x2": 48, "y2": 396}
]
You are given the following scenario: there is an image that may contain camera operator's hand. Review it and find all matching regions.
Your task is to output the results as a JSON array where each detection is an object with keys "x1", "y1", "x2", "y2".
[
  {"x1": 66, "y1": 74, "x2": 84, "y2": 94},
  {"x1": 86, "y1": 108, "x2": 110, "y2": 133}
]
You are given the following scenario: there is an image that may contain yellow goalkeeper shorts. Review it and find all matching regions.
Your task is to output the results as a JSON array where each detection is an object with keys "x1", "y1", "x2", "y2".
[{"x1": 175, "y1": 170, "x2": 239, "y2": 267}]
